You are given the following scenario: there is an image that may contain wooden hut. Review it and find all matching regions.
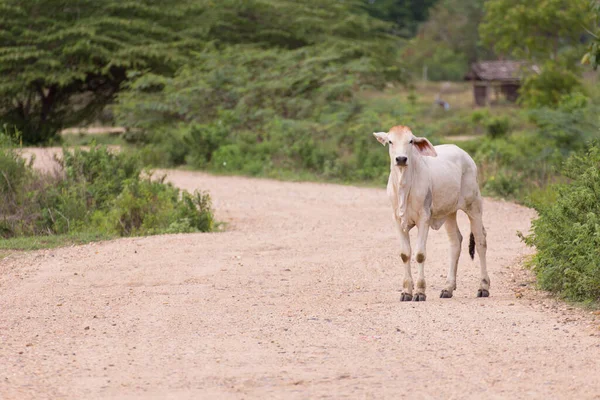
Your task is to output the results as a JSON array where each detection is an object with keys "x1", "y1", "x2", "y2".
[{"x1": 464, "y1": 61, "x2": 536, "y2": 106}]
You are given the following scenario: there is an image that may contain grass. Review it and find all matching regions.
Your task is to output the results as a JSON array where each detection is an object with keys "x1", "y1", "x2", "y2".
[
  {"x1": 0, "y1": 232, "x2": 115, "y2": 260},
  {"x1": 0, "y1": 232, "x2": 114, "y2": 251}
]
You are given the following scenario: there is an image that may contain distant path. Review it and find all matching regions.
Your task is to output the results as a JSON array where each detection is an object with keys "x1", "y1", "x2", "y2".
[
  {"x1": 61, "y1": 127, "x2": 126, "y2": 135},
  {"x1": 1, "y1": 150, "x2": 599, "y2": 399}
]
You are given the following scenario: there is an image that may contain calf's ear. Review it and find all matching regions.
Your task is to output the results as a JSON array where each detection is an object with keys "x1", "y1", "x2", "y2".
[
  {"x1": 373, "y1": 132, "x2": 389, "y2": 146},
  {"x1": 413, "y1": 137, "x2": 437, "y2": 157}
]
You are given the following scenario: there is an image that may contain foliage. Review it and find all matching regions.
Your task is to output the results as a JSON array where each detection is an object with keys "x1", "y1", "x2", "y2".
[
  {"x1": 114, "y1": 0, "x2": 405, "y2": 180},
  {"x1": 485, "y1": 116, "x2": 510, "y2": 139},
  {"x1": 404, "y1": 40, "x2": 468, "y2": 81},
  {"x1": 582, "y1": 0, "x2": 600, "y2": 68},
  {"x1": 117, "y1": 39, "x2": 401, "y2": 130},
  {"x1": 518, "y1": 63, "x2": 585, "y2": 108},
  {"x1": 458, "y1": 92, "x2": 600, "y2": 200},
  {"x1": 0, "y1": 144, "x2": 214, "y2": 239},
  {"x1": 0, "y1": 0, "x2": 202, "y2": 143},
  {"x1": 0, "y1": 137, "x2": 34, "y2": 238},
  {"x1": 465, "y1": 129, "x2": 561, "y2": 199},
  {"x1": 527, "y1": 98, "x2": 594, "y2": 151},
  {"x1": 402, "y1": 0, "x2": 489, "y2": 81},
  {"x1": 480, "y1": 0, "x2": 591, "y2": 66},
  {"x1": 362, "y1": 0, "x2": 439, "y2": 37},
  {"x1": 419, "y1": 0, "x2": 489, "y2": 61},
  {"x1": 524, "y1": 143, "x2": 600, "y2": 303},
  {"x1": 198, "y1": 0, "x2": 395, "y2": 47}
]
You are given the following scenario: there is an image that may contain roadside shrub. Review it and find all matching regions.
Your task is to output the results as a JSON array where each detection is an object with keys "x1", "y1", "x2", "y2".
[
  {"x1": 0, "y1": 141, "x2": 36, "y2": 237},
  {"x1": 108, "y1": 178, "x2": 213, "y2": 236},
  {"x1": 485, "y1": 116, "x2": 510, "y2": 139},
  {"x1": 0, "y1": 145, "x2": 215, "y2": 239},
  {"x1": 524, "y1": 143, "x2": 600, "y2": 303},
  {"x1": 0, "y1": 141, "x2": 30, "y2": 200}
]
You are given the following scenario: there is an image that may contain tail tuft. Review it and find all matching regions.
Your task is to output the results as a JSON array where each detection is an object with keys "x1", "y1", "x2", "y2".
[{"x1": 469, "y1": 233, "x2": 475, "y2": 260}]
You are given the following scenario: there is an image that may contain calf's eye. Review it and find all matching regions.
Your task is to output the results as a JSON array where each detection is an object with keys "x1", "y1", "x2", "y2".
[{"x1": 409, "y1": 139, "x2": 413, "y2": 144}]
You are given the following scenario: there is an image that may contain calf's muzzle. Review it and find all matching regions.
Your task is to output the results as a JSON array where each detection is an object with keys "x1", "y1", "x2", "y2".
[{"x1": 395, "y1": 156, "x2": 408, "y2": 166}]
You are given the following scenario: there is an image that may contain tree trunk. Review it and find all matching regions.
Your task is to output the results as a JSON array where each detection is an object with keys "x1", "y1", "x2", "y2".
[{"x1": 39, "y1": 85, "x2": 56, "y2": 124}]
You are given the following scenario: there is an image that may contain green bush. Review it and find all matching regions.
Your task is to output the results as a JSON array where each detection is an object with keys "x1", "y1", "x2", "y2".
[
  {"x1": 519, "y1": 63, "x2": 584, "y2": 109},
  {"x1": 485, "y1": 116, "x2": 510, "y2": 139},
  {"x1": 184, "y1": 120, "x2": 233, "y2": 168},
  {"x1": 524, "y1": 143, "x2": 600, "y2": 303},
  {"x1": 470, "y1": 109, "x2": 491, "y2": 124},
  {"x1": 108, "y1": 178, "x2": 213, "y2": 236},
  {"x1": 0, "y1": 144, "x2": 215, "y2": 238},
  {"x1": 0, "y1": 142, "x2": 36, "y2": 237}
]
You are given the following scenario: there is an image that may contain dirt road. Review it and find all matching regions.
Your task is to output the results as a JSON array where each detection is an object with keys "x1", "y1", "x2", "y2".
[{"x1": 1, "y1": 164, "x2": 600, "y2": 399}]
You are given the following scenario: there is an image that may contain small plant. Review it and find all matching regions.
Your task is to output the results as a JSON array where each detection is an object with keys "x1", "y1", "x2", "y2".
[
  {"x1": 407, "y1": 90, "x2": 418, "y2": 106},
  {"x1": 485, "y1": 116, "x2": 510, "y2": 139},
  {"x1": 470, "y1": 109, "x2": 490, "y2": 124}
]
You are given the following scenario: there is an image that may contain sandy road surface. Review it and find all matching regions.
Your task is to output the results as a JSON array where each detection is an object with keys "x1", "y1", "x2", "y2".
[{"x1": 1, "y1": 152, "x2": 600, "y2": 399}]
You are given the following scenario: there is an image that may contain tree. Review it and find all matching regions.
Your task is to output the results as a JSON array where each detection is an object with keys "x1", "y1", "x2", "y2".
[
  {"x1": 116, "y1": 0, "x2": 404, "y2": 132},
  {"x1": 480, "y1": 0, "x2": 592, "y2": 108},
  {"x1": 418, "y1": 0, "x2": 490, "y2": 63},
  {"x1": 113, "y1": 0, "x2": 406, "y2": 170},
  {"x1": 197, "y1": 0, "x2": 394, "y2": 48},
  {"x1": 0, "y1": 0, "x2": 202, "y2": 144},
  {"x1": 402, "y1": 0, "x2": 491, "y2": 81},
  {"x1": 363, "y1": 0, "x2": 439, "y2": 37},
  {"x1": 583, "y1": 0, "x2": 600, "y2": 69},
  {"x1": 480, "y1": 0, "x2": 592, "y2": 65}
]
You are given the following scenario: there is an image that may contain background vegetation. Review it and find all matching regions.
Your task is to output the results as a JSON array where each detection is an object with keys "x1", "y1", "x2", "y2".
[{"x1": 1, "y1": 0, "x2": 600, "y2": 303}]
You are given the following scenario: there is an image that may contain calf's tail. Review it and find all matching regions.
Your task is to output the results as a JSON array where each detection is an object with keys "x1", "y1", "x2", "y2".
[{"x1": 469, "y1": 232, "x2": 475, "y2": 260}]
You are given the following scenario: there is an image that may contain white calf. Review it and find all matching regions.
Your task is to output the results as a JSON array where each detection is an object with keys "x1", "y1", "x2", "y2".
[{"x1": 373, "y1": 125, "x2": 489, "y2": 301}]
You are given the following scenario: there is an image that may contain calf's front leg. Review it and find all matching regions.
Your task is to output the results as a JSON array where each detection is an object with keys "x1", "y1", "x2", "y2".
[
  {"x1": 397, "y1": 227, "x2": 413, "y2": 302},
  {"x1": 413, "y1": 219, "x2": 430, "y2": 302}
]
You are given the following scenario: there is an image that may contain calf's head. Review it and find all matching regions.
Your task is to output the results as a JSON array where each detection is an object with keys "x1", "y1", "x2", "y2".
[{"x1": 373, "y1": 125, "x2": 437, "y2": 168}]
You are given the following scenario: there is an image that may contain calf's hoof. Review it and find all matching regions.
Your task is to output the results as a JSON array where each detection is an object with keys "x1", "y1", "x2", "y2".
[
  {"x1": 413, "y1": 293, "x2": 426, "y2": 302},
  {"x1": 400, "y1": 293, "x2": 413, "y2": 302},
  {"x1": 477, "y1": 289, "x2": 490, "y2": 298},
  {"x1": 440, "y1": 290, "x2": 453, "y2": 299}
]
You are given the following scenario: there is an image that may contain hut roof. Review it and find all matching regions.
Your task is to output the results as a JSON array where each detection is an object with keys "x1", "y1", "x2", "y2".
[{"x1": 465, "y1": 61, "x2": 538, "y2": 82}]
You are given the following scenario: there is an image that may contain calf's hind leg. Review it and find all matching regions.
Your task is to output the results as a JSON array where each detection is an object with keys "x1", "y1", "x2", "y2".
[
  {"x1": 467, "y1": 201, "x2": 490, "y2": 298},
  {"x1": 441, "y1": 212, "x2": 461, "y2": 299}
]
